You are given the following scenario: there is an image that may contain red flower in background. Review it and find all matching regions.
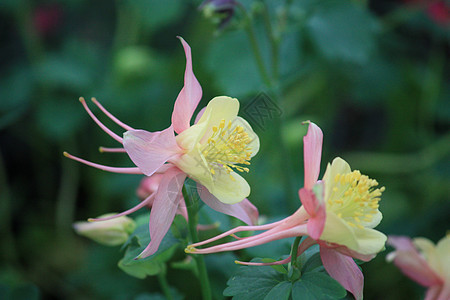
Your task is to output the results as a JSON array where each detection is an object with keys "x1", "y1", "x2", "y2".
[
  {"x1": 402, "y1": 0, "x2": 449, "y2": 25},
  {"x1": 33, "y1": 4, "x2": 63, "y2": 36}
]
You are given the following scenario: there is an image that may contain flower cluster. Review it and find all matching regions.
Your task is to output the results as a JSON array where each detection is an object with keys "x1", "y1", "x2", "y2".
[{"x1": 68, "y1": 37, "x2": 394, "y2": 300}]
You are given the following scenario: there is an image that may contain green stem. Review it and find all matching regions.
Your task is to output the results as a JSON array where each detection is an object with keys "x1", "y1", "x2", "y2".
[
  {"x1": 289, "y1": 236, "x2": 302, "y2": 268},
  {"x1": 238, "y1": 4, "x2": 271, "y2": 86},
  {"x1": 183, "y1": 185, "x2": 212, "y2": 300},
  {"x1": 262, "y1": 1, "x2": 279, "y2": 81},
  {"x1": 157, "y1": 272, "x2": 173, "y2": 300}
]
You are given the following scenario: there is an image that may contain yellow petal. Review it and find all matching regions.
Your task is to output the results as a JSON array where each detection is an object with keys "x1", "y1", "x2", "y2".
[
  {"x1": 435, "y1": 235, "x2": 450, "y2": 282},
  {"x1": 234, "y1": 117, "x2": 260, "y2": 157},
  {"x1": 205, "y1": 170, "x2": 250, "y2": 204},
  {"x1": 322, "y1": 157, "x2": 351, "y2": 200},
  {"x1": 353, "y1": 227, "x2": 387, "y2": 255},
  {"x1": 197, "y1": 96, "x2": 239, "y2": 143},
  {"x1": 176, "y1": 120, "x2": 209, "y2": 151},
  {"x1": 320, "y1": 211, "x2": 359, "y2": 251}
]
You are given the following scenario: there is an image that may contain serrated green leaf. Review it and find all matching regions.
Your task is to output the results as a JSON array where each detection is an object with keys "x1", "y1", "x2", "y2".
[
  {"x1": 292, "y1": 272, "x2": 347, "y2": 300},
  {"x1": 223, "y1": 260, "x2": 286, "y2": 299},
  {"x1": 263, "y1": 281, "x2": 292, "y2": 300}
]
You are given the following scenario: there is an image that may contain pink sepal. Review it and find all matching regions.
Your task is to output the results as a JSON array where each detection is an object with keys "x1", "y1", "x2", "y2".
[
  {"x1": 137, "y1": 167, "x2": 186, "y2": 258},
  {"x1": 317, "y1": 241, "x2": 376, "y2": 262},
  {"x1": 303, "y1": 122, "x2": 323, "y2": 190},
  {"x1": 197, "y1": 183, "x2": 259, "y2": 225},
  {"x1": 171, "y1": 37, "x2": 203, "y2": 134},
  {"x1": 320, "y1": 247, "x2": 364, "y2": 300},
  {"x1": 123, "y1": 126, "x2": 181, "y2": 177},
  {"x1": 298, "y1": 188, "x2": 325, "y2": 240}
]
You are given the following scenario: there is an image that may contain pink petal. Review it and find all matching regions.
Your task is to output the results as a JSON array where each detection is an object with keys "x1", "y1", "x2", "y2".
[
  {"x1": 137, "y1": 167, "x2": 186, "y2": 258},
  {"x1": 303, "y1": 121, "x2": 323, "y2": 190},
  {"x1": 387, "y1": 236, "x2": 442, "y2": 287},
  {"x1": 299, "y1": 187, "x2": 326, "y2": 240},
  {"x1": 297, "y1": 236, "x2": 318, "y2": 256},
  {"x1": 320, "y1": 247, "x2": 364, "y2": 300},
  {"x1": 435, "y1": 284, "x2": 450, "y2": 300},
  {"x1": 319, "y1": 241, "x2": 376, "y2": 262},
  {"x1": 123, "y1": 127, "x2": 181, "y2": 177},
  {"x1": 171, "y1": 37, "x2": 203, "y2": 134},
  {"x1": 197, "y1": 183, "x2": 258, "y2": 225},
  {"x1": 236, "y1": 256, "x2": 292, "y2": 266},
  {"x1": 425, "y1": 285, "x2": 443, "y2": 300}
]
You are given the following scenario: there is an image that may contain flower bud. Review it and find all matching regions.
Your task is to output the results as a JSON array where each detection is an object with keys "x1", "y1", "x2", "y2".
[{"x1": 73, "y1": 214, "x2": 136, "y2": 246}]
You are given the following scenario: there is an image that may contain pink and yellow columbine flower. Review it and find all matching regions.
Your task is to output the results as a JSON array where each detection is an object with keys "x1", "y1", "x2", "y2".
[
  {"x1": 65, "y1": 37, "x2": 259, "y2": 258},
  {"x1": 387, "y1": 234, "x2": 450, "y2": 300},
  {"x1": 186, "y1": 122, "x2": 386, "y2": 300}
]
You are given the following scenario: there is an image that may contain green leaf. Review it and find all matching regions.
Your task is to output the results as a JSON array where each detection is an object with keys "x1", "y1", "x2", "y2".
[
  {"x1": 118, "y1": 217, "x2": 180, "y2": 279},
  {"x1": 306, "y1": 1, "x2": 379, "y2": 64},
  {"x1": 118, "y1": 256, "x2": 164, "y2": 279},
  {"x1": 291, "y1": 272, "x2": 347, "y2": 300},
  {"x1": 264, "y1": 281, "x2": 292, "y2": 300},
  {"x1": 261, "y1": 258, "x2": 288, "y2": 274},
  {"x1": 301, "y1": 252, "x2": 323, "y2": 273},
  {"x1": 205, "y1": 30, "x2": 265, "y2": 97},
  {"x1": 223, "y1": 260, "x2": 287, "y2": 299}
]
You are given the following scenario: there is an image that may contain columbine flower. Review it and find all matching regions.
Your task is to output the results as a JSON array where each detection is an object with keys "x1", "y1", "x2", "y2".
[
  {"x1": 65, "y1": 37, "x2": 259, "y2": 258},
  {"x1": 186, "y1": 122, "x2": 386, "y2": 300},
  {"x1": 387, "y1": 234, "x2": 450, "y2": 300},
  {"x1": 73, "y1": 214, "x2": 136, "y2": 246}
]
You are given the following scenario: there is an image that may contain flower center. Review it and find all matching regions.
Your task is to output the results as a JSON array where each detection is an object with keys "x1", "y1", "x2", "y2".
[
  {"x1": 327, "y1": 170, "x2": 385, "y2": 229},
  {"x1": 201, "y1": 119, "x2": 252, "y2": 179}
]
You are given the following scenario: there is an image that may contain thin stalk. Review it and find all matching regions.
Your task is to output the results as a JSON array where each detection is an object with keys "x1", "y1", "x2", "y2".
[
  {"x1": 289, "y1": 236, "x2": 302, "y2": 268},
  {"x1": 262, "y1": 1, "x2": 279, "y2": 81},
  {"x1": 56, "y1": 142, "x2": 80, "y2": 238},
  {"x1": 183, "y1": 185, "x2": 212, "y2": 300},
  {"x1": 237, "y1": 4, "x2": 271, "y2": 86},
  {"x1": 157, "y1": 272, "x2": 173, "y2": 300}
]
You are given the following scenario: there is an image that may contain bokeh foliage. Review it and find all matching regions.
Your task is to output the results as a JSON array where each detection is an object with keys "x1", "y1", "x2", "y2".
[{"x1": 0, "y1": 0, "x2": 448, "y2": 299}]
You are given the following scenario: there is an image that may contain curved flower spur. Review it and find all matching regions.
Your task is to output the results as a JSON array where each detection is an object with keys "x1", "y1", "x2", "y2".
[
  {"x1": 186, "y1": 122, "x2": 387, "y2": 300},
  {"x1": 65, "y1": 37, "x2": 260, "y2": 258}
]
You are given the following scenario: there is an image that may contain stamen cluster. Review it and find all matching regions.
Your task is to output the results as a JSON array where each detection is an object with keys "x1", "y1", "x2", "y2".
[
  {"x1": 328, "y1": 170, "x2": 385, "y2": 229},
  {"x1": 201, "y1": 119, "x2": 253, "y2": 180}
]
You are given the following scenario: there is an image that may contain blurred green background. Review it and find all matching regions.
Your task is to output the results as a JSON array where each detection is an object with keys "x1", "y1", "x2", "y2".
[{"x1": 0, "y1": 0, "x2": 449, "y2": 299}]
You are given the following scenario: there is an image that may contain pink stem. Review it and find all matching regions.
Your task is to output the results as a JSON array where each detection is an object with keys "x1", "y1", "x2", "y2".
[
  {"x1": 88, "y1": 195, "x2": 153, "y2": 222},
  {"x1": 64, "y1": 152, "x2": 143, "y2": 174},
  {"x1": 189, "y1": 219, "x2": 285, "y2": 248},
  {"x1": 99, "y1": 147, "x2": 127, "y2": 153},
  {"x1": 235, "y1": 256, "x2": 292, "y2": 266},
  {"x1": 79, "y1": 97, "x2": 123, "y2": 143},
  {"x1": 91, "y1": 97, "x2": 134, "y2": 131}
]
